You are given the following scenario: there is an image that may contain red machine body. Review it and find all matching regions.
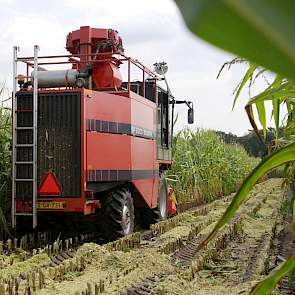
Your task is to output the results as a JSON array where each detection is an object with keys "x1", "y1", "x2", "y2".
[
  {"x1": 66, "y1": 27, "x2": 123, "y2": 89},
  {"x1": 15, "y1": 27, "x2": 174, "y2": 223}
]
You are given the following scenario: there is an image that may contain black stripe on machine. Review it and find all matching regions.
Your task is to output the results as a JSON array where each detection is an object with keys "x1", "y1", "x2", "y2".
[
  {"x1": 86, "y1": 169, "x2": 159, "y2": 182},
  {"x1": 86, "y1": 119, "x2": 155, "y2": 140}
]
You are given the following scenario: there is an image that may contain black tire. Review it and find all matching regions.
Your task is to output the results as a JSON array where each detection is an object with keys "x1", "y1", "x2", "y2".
[
  {"x1": 100, "y1": 186, "x2": 134, "y2": 241},
  {"x1": 139, "y1": 174, "x2": 168, "y2": 229}
]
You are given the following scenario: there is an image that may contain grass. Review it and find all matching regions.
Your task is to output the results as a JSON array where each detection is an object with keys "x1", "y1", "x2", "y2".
[
  {"x1": 0, "y1": 84, "x2": 12, "y2": 235},
  {"x1": 168, "y1": 128, "x2": 259, "y2": 205}
]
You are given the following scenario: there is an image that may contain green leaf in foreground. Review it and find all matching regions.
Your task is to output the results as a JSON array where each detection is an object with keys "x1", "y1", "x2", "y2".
[
  {"x1": 174, "y1": 0, "x2": 295, "y2": 79},
  {"x1": 232, "y1": 63, "x2": 256, "y2": 110},
  {"x1": 272, "y1": 97, "x2": 280, "y2": 139},
  {"x1": 255, "y1": 101, "x2": 267, "y2": 138},
  {"x1": 250, "y1": 253, "x2": 295, "y2": 294},
  {"x1": 196, "y1": 142, "x2": 295, "y2": 251}
]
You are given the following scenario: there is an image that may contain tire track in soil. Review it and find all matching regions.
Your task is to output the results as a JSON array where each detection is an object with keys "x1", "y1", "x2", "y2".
[
  {"x1": 277, "y1": 224, "x2": 295, "y2": 294},
  {"x1": 120, "y1": 179, "x2": 285, "y2": 295},
  {"x1": 0, "y1": 179, "x2": 283, "y2": 295}
]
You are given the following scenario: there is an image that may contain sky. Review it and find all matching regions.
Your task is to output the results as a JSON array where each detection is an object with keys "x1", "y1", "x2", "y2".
[{"x1": 0, "y1": 0, "x2": 277, "y2": 136}]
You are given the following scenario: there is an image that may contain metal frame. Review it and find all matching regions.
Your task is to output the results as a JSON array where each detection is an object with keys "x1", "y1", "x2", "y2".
[
  {"x1": 16, "y1": 52, "x2": 160, "y2": 101},
  {"x1": 11, "y1": 46, "x2": 18, "y2": 228},
  {"x1": 32, "y1": 45, "x2": 39, "y2": 228},
  {"x1": 12, "y1": 45, "x2": 39, "y2": 229}
]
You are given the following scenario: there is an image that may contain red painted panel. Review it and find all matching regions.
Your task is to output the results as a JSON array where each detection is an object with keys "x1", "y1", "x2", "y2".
[
  {"x1": 131, "y1": 137, "x2": 154, "y2": 170},
  {"x1": 152, "y1": 178, "x2": 159, "y2": 208},
  {"x1": 84, "y1": 89, "x2": 130, "y2": 123},
  {"x1": 133, "y1": 179, "x2": 155, "y2": 208},
  {"x1": 131, "y1": 136, "x2": 158, "y2": 208},
  {"x1": 131, "y1": 92, "x2": 155, "y2": 131},
  {"x1": 82, "y1": 88, "x2": 160, "y2": 209},
  {"x1": 87, "y1": 132, "x2": 131, "y2": 169}
]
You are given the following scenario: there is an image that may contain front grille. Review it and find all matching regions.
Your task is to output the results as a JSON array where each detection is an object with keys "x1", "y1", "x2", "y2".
[{"x1": 16, "y1": 91, "x2": 81, "y2": 198}]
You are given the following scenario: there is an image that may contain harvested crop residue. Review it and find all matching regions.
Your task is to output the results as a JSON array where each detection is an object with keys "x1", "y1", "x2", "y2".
[
  {"x1": 149, "y1": 179, "x2": 286, "y2": 294},
  {"x1": 18, "y1": 178, "x2": 286, "y2": 295},
  {"x1": 38, "y1": 244, "x2": 173, "y2": 295},
  {"x1": 0, "y1": 253, "x2": 50, "y2": 280}
]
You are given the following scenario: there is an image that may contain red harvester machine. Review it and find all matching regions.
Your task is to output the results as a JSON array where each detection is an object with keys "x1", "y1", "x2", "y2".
[{"x1": 12, "y1": 26, "x2": 194, "y2": 240}]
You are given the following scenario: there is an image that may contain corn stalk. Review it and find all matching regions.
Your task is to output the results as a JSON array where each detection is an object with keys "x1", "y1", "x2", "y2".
[
  {"x1": 0, "y1": 84, "x2": 12, "y2": 235},
  {"x1": 174, "y1": 1, "x2": 295, "y2": 293},
  {"x1": 169, "y1": 129, "x2": 258, "y2": 205}
]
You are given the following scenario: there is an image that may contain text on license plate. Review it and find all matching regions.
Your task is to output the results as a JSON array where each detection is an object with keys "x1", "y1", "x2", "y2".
[{"x1": 37, "y1": 202, "x2": 66, "y2": 209}]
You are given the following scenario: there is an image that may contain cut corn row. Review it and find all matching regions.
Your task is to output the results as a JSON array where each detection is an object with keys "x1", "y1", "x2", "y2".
[
  {"x1": 159, "y1": 216, "x2": 214, "y2": 255},
  {"x1": 0, "y1": 232, "x2": 97, "y2": 268},
  {"x1": 151, "y1": 194, "x2": 234, "y2": 238},
  {"x1": 243, "y1": 212, "x2": 281, "y2": 281},
  {"x1": 105, "y1": 232, "x2": 141, "y2": 252}
]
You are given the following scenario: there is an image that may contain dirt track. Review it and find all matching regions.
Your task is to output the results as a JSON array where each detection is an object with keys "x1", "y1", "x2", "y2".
[{"x1": 0, "y1": 178, "x2": 288, "y2": 294}]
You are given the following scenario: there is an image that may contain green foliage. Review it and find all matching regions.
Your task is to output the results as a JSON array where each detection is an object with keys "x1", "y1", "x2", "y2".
[
  {"x1": 0, "y1": 108, "x2": 11, "y2": 199},
  {"x1": 174, "y1": 1, "x2": 295, "y2": 293},
  {"x1": 0, "y1": 86, "x2": 12, "y2": 233},
  {"x1": 174, "y1": 0, "x2": 295, "y2": 79},
  {"x1": 169, "y1": 129, "x2": 258, "y2": 205},
  {"x1": 216, "y1": 129, "x2": 279, "y2": 158},
  {"x1": 250, "y1": 254, "x2": 295, "y2": 294},
  {"x1": 197, "y1": 142, "x2": 295, "y2": 251}
]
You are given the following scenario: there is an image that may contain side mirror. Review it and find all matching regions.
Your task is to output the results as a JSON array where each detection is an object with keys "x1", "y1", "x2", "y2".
[{"x1": 188, "y1": 108, "x2": 194, "y2": 124}]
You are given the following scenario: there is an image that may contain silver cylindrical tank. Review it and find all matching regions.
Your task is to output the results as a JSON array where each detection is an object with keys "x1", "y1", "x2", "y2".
[{"x1": 30, "y1": 69, "x2": 79, "y2": 88}]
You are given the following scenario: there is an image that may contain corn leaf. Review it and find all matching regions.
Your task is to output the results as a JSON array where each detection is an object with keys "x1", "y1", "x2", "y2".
[
  {"x1": 245, "y1": 105, "x2": 264, "y2": 144},
  {"x1": 250, "y1": 253, "x2": 295, "y2": 294},
  {"x1": 247, "y1": 82, "x2": 295, "y2": 105},
  {"x1": 232, "y1": 63, "x2": 257, "y2": 110},
  {"x1": 174, "y1": 0, "x2": 295, "y2": 79},
  {"x1": 255, "y1": 101, "x2": 267, "y2": 138},
  {"x1": 272, "y1": 98, "x2": 280, "y2": 138},
  {"x1": 196, "y1": 142, "x2": 295, "y2": 251}
]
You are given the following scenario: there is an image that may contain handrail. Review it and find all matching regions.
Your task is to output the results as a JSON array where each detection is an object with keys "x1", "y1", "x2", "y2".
[{"x1": 16, "y1": 52, "x2": 161, "y2": 81}]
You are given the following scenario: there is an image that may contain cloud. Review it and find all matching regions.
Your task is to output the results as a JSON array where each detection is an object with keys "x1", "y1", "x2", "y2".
[{"x1": 0, "y1": 0, "x2": 278, "y2": 135}]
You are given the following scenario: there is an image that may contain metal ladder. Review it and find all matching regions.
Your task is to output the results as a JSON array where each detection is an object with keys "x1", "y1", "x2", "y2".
[{"x1": 12, "y1": 45, "x2": 39, "y2": 229}]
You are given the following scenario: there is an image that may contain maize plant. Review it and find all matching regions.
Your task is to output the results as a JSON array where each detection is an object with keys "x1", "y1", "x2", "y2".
[
  {"x1": 0, "y1": 85, "x2": 11, "y2": 233},
  {"x1": 174, "y1": 1, "x2": 295, "y2": 293},
  {"x1": 169, "y1": 129, "x2": 258, "y2": 205}
]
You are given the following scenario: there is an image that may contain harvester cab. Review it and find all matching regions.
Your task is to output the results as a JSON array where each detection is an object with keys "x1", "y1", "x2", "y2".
[{"x1": 12, "y1": 26, "x2": 194, "y2": 240}]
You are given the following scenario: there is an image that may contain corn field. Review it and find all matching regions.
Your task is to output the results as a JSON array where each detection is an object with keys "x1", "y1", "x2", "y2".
[
  {"x1": 0, "y1": 108, "x2": 11, "y2": 198},
  {"x1": 169, "y1": 128, "x2": 259, "y2": 205},
  {"x1": 0, "y1": 84, "x2": 11, "y2": 233}
]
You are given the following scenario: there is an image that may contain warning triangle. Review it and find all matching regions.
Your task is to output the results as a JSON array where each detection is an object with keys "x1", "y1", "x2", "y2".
[{"x1": 38, "y1": 172, "x2": 62, "y2": 196}]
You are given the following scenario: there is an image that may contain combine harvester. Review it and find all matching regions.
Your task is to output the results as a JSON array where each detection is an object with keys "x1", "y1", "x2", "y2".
[{"x1": 12, "y1": 26, "x2": 194, "y2": 240}]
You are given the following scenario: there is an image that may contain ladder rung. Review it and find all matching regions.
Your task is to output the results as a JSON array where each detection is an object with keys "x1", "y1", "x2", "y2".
[
  {"x1": 15, "y1": 127, "x2": 34, "y2": 130},
  {"x1": 15, "y1": 179, "x2": 34, "y2": 181},
  {"x1": 15, "y1": 161, "x2": 34, "y2": 164},
  {"x1": 15, "y1": 109, "x2": 33, "y2": 113},
  {"x1": 15, "y1": 144, "x2": 34, "y2": 147},
  {"x1": 15, "y1": 213, "x2": 33, "y2": 216}
]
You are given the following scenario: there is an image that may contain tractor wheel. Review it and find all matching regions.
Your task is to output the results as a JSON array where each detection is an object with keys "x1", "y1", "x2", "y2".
[
  {"x1": 100, "y1": 186, "x2": 134, "y2": 241},
  {"x1": 140, "y1": 173, "x2": 168, "y2": 229}
]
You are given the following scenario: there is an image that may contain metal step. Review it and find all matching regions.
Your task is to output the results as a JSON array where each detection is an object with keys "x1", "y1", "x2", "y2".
[
  {"x1": 15, "y1": 109, "x2": 33, "y2": 112},
  {"x1": 15, "y1": 179, "x2": 34, "y2": 181},
  {"x1": 12, "y1": 44, "x2": 39, "y2": 230},
  {"x1": 15, "y1": 127, "x2": 34, "y2": 130},
  {"x1": 15, "y1": 144, "x2": 34, "y2": 147},
  {"x1": 15, "y1": 213, "x2": 33, "y2": 216}
]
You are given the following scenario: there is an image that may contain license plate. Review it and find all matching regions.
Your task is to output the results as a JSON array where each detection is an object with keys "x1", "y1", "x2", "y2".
[{"x1": 37, "y1": 201, "x2": 66, "y2": 209}]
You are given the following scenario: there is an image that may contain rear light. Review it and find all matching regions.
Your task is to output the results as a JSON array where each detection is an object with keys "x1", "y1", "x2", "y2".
[{"x1": 85, "y1": 191, "x2": 94, "y2": 199}]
